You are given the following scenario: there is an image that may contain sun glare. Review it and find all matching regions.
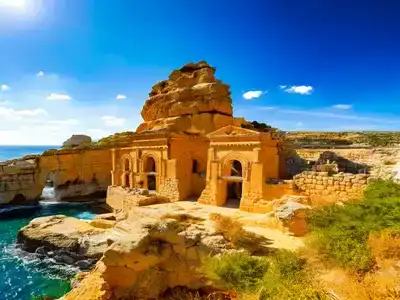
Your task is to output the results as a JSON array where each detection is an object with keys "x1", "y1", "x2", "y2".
[{"x1": 0, "y1": 0, "x2": 27, "y2": 9}]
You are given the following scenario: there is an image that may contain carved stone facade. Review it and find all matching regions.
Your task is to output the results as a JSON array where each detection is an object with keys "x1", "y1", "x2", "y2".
[
  {"x1": 110, "y1": 131, "x2": 209, "y2": 203},
  {"x1": 197, "y1": 126, "x2": 286, "y2": 212},
  {"x1": 109, "y1": 125, "x2": 287, "y2": 213},
  {"x1": 107, "y1": 61, "x2": 288, "y2": 213}
]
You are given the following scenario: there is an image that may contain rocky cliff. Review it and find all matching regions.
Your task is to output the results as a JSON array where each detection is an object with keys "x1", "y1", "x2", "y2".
[
  {"x1": 17, "y1": 204, "x2": 277, "y2": 300},
  {"x1": 137, "y1": 61, "x2": 235, "y2": 134},
  {"x1": 0, "y1": 149, "x2": 111, "y2": 205}
]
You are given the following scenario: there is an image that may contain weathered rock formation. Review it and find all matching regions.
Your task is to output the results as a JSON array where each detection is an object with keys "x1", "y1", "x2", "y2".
[
  {"x1": 137, "y1": 61, "x2": 236, "y2": 134},
  {"x1": 0, "y1": 149, "x2": 111, "y2": 205},
  {"x1": 17, "y1": 215, "x2": 116, "y2": 259},
  {"x1": 62, "y1": 135, "x2": 92, "y2": 148},
  {"x1": 17, "y1": 203, "x2": 276, "y2": 299}
]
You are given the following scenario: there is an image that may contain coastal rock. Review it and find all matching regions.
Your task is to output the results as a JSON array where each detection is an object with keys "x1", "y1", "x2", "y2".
[
  {"x1": 59, "y1": 206, "x2": 265, "y2": 300},
  {"x1": 136, "y1": 61, "x2": 234, "y2": 134},
  {"x1": 94, "y1": 213, "x2": 117, "y2": 221},
  {"x1": 62, "y1": 135, "x2": 92, "y2": 148},
  {"x1": 1, "y1": 148, "x2": 112, "y2": 206},
  {"x1": 17, "y1": 215, "x2": 112, "y2": 259}
]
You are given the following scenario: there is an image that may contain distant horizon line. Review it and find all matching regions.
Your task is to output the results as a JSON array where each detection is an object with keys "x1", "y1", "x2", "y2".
[{"x1": 0, "y1": 145, "x2": 61, "y2": 147}]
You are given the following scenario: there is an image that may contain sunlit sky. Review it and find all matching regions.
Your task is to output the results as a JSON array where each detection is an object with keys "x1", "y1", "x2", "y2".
[{"x1": 1, "y1": 0, "x2": 400, "y2": 145}]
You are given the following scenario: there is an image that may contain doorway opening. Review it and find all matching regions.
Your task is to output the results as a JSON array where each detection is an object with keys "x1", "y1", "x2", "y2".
[
  {"x1": 124, "y1": 173, "x2": 130, "y2": 188},
  {"x1": 123, "y1": 158, "x2": 131, "y2": 188},
  {"x1": 225, "y1": 181, "x2": 242, "y2": 208},
  {"x1": 144, "y1": 157, "x2": 157, "y2": 191}
]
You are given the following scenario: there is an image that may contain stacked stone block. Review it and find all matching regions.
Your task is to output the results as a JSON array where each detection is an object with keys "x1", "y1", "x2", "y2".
[{"x1": 293, "y1": 171, "x2": 370, "y2": 204}]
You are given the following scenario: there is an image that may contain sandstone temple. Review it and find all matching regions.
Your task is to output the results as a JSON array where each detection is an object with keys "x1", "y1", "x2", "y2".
[{"x1": 108, "y1": 61, "x2": 292, "y2": 213}]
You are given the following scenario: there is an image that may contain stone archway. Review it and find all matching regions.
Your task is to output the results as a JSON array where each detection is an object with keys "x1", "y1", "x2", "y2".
[
  {"x1": 120, "y1": 155, "x2": 132, "y2": 188},
  {"x1": 224, "y1": 159, "x2": 243, "y2": 208},
  {"x1": 143, "y1": 156, "x2": 157, "y2": 191}
]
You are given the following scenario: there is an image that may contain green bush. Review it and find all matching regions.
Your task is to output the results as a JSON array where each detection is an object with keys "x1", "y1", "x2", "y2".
[
  {"x1": 204, "y1": 250, "x2": 325, "y2": 300},
  {"x1": 204, "y1": 252, "x2": 268, "y2": 293},
  {"x1": 259, "y1": 250, "x2": 323, "y2": 300},
  {"x1": 308, "y1": 180, "x2": 400, "y2": 273}
]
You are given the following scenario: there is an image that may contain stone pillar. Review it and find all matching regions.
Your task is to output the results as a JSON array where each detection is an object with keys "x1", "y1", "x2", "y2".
[
  {"x1": 111, "y1": 149, "x2": 116, "y2": 185},
  {"x1": 111, "y1": 171, "x2": 115, "y2": 186},
  {"x1": 253, "y1": 147, "x2": 261, "y2": 163}
]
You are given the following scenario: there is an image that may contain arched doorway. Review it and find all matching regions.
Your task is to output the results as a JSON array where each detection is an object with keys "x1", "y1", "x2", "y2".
[
  {"x1": 225, "y1": 160, "x2": 243, "y2": 208},
  {"x1": 144, "y1": 157, "x2": 157, "y2": 191},
  {"x1": 123, "y1": 158, "x2": 131, "y2": 188}
]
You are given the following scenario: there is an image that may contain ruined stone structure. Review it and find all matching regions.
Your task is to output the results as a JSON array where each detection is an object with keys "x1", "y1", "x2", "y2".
[
  {"x1": 0, "y1": 150, "x2": 111, "y2": 205},
  {"x1": 108, "y1": 61, "x2": 290, "y2": 213},
  {"x1": 293, "y1": 171, "x2": 370, "y2": 205},
  {"x1": 4, "y1": 61, "x2": 396, "y2": 209}
]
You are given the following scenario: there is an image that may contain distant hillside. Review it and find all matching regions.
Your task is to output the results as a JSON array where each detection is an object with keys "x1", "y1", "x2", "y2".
[{"x1": 283, "y1": 131, "x2": 400, "y2": 147}]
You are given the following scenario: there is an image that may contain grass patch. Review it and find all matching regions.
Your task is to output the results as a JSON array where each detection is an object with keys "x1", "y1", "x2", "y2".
[
  {"x1": 158, "y1": 287, "x2": 230, "y2": 300},
  {"x1": 203, "y1": 251, "x2": 326, "y2": 300},
  {"x1": 160, "y1": 213, "x2": 206, "y2": 232},
  {"x1": 368, "y1": 229, "x2": 400, "y2": 264},
  {"x1": 209, "y1": 213, "x2": 268, "y2": 253},
  {"x1": 308, "y1": 179, "x2": 400, "y2": 273}
]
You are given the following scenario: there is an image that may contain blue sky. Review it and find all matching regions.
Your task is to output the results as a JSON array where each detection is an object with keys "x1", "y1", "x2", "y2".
[{"x1": 1, "y1": 0, "x2": 400, "y2": 145}]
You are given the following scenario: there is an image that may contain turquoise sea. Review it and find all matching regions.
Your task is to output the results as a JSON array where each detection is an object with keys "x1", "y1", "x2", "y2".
[
  {"x1": 0, "y1": 145, "x2": 59, "y2": 162},
  {"x1": 0, "y1": 146, "x2": 106, "y2": 300}
]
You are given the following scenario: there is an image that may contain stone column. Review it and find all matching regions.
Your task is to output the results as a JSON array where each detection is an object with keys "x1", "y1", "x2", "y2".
[
  {"x1": 111, "y1": 149, "x2": 116, "y2": 185},
  {"x1": 253, "y1": 147, "x2": 261, "y2": 163}
]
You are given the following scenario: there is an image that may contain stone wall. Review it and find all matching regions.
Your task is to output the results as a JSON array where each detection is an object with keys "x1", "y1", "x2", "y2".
[
  {"x1": 293, "y1": 171, "x2": 370, "y2": 205},
  {"x1": 158, "y1": 178, "x2": 180, "y2": 201},
  {"x1": 106, "y1": 186, "x2": 170, "y2": 211},
  {"x1": 284, "y1": 147, "x2": 400, "y2": 180},
  {"x1": 0, "y1": 171, "x2": 40, "y2": 205}
]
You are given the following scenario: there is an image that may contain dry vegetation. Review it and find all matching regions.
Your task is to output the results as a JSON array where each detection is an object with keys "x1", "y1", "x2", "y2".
[
  {"x1": 284, "y1": 131, "x2": 400, "y2": 147},
  {"x1": 202, "y1": 180, "x2": 400, "y2": 300},
  {"x1": 209, "y1": 213, "x2": 269, "y2": 254}
]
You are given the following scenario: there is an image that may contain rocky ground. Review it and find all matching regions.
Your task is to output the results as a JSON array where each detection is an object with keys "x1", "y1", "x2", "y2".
[{"x1": 17, "y1": 201, "x2": 304, "y2": 299}]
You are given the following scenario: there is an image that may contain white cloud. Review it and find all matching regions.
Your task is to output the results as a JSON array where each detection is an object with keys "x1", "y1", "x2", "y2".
[
  {"x1": 259, "y1": 106, "x2": 276, "y2": 110},
  {"x1": 36, "y1": 71, "x2": 45, "y2": 77},
  {"x1": 242, "y1": 90, "x2": 266, "y2": 100},
  {"x1": 116, "y1": 94, "x2": 127, "y2": 100},
  {"x1": 0, "y1": 107, "x2": 48, "y2": 120},
  {"x1": 333, "y1": 104, "x2": 352, "y2": 110},
  {"x1": 279, "y1": 85, "x2": 287, "y2": 89},
  {"x1": 101, "y1": 115, "x2": 125, "y2": 127},
  {"x1": 284, "y1": 85, "x2": 313, "y2": 95},
  {"x1": 47, "y1": 93, "x2": 72, "y2": 101},
  {"x1": 48, "y1": 119, "x2": 80, "y2": 125},
  {"x1": 296, "y1": 121, "x2": 304, "y2": 126},
  {"x1": 1, "y1": 84, "x2": 10, "y2": 91}
]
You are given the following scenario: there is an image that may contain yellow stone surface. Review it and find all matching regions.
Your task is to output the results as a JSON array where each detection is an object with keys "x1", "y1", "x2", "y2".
[{"x1": 0, "y1": 149, "x2": 112, "y2": 204}]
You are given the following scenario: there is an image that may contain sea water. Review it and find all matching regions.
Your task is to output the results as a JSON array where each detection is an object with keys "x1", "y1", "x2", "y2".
[
  {"x1": 0, "y1": 201, "x2": 107, "y2": 300},
  {"x1": 0, "y1": 145, "x2": 107, "y2": 300},
  {"x1": 0, "y1": 145, "x2": 58, "y2": 162}
]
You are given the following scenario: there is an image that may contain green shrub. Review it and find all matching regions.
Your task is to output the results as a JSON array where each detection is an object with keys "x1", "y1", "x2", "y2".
[
  {"x1": 204, "y1": 251, "x2": 326, "y2": 300},
  {"x1": 308, "y1": 180, "x2": 400, "y2": 273},
  {"x1": 259, "y1": 250, "x2": 323, "y2": 300},
  {"x1": 364, "y1": 179, "x2": 400, "y2": 200},
  {"x1": 204, "y1": 252, "x2": 268, "y2": 293}
]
